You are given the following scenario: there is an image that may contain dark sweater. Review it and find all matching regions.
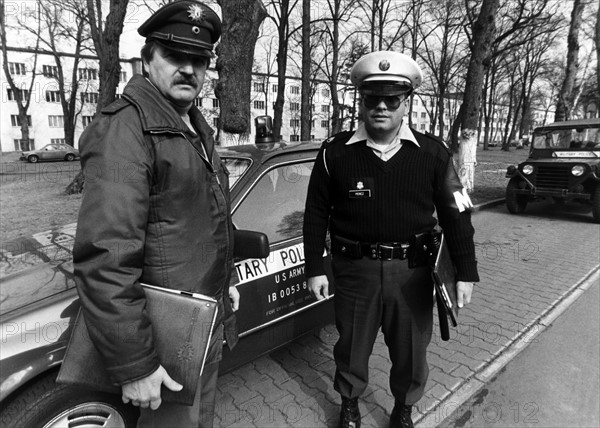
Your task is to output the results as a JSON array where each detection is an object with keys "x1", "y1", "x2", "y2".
[{"x1": 303, "y1": 130, "x2": 479, "y2": 282}]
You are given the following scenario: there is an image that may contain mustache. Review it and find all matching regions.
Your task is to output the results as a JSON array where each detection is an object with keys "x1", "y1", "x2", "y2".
[{"x1": 174, "y1": 77, "x2": 198, "y2": 88}]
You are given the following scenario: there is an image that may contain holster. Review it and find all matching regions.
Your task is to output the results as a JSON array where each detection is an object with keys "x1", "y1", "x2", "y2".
[{"x1": 408, "y1": 231, "x2": 442, "y2": 268}]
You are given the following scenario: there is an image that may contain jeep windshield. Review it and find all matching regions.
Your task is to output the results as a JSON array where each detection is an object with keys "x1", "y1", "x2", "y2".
[{"x1": 533, "y1": 124, "x2": 600, "y2": 150}]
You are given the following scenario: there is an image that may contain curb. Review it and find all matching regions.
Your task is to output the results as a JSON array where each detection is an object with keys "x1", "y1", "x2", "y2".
[{"x1": 415, "y1": 265, "x2": 600, "y2": 427}]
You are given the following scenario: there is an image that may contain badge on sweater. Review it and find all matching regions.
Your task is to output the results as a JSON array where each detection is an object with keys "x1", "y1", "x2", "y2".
[{"x1": 349, "y1": 178, "x2": 373, "y2": 198}]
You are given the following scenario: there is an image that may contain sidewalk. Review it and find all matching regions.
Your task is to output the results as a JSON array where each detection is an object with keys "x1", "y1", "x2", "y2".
[{"x1": 213, "y1": 202, "x2": 600, "y2": 427}]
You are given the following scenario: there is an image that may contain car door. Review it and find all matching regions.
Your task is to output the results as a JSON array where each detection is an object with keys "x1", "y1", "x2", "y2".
[
  {"x1": 39, "y1": 145, "x2": 55, "y2": 160},
  {"x1": 233, "y1": 155, "x2": 333, "y2": 348}
]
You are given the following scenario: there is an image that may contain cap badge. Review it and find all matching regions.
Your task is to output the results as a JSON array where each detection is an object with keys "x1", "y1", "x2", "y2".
[
  {"x1": 188, "y1": 4, "x2": 205, "y2": 22},
  {"x1": 379, "y1": 60, "x2": 390, "y2": 71},
  {"x1": 356, "y1": 181, "x2": 364, "y2": 190}
]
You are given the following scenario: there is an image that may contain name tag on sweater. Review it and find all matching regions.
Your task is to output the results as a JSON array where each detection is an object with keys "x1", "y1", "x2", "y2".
[{"x1": 348, "y1": 178, "x2": 373, "y2": 198}]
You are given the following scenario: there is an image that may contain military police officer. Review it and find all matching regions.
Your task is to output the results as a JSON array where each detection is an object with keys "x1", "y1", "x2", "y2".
[{"x1": 303, "y1": 51, "x2": 479, "y2": 428}]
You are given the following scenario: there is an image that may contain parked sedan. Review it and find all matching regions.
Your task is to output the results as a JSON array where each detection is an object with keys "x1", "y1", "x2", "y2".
[
  {"x1": 20, "y1": 143, "x2": 79, "y2": 163},
  {"x1": 0, "y1": 141, "x2": 334, "y2": 428}
]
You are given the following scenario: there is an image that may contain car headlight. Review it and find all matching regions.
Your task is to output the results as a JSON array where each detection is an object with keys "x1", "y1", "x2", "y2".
[
  {"x1": 522, "y1": 164, "x2": 534, "y2": 175},
  {"x1": 571, "y1": 165, "x2": 585, "y2": 176}
]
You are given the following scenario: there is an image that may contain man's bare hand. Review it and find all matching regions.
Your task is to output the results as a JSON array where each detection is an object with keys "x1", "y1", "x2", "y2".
[
  {"x1": 456, "y1": 281, "x2": 474, "y2": 308},
  {"x1": 121, "y1": 365, "x2": 182, "y2": 410},
  {"x1": 229, "y1": 285, "x2": 240, "y2": 311},
  {"x1": 308, "y1": 275, "x2": 329, "y2": 300}
]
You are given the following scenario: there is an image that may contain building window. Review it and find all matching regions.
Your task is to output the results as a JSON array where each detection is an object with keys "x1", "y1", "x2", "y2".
[
  {"x1": 253, "y1": 82, "x2": 264, "y2": 92},
  {"x1": 321, "y1": 120, "x2": 328, "y2": 128},
  {"x1": 194, "y1": 97, "x2": 202, "y2": 107},
  {"x1": 6, "y1": 88, "x2": 30, "y2": 101},
  {"x1": 213, "y1": 118, "x2": 219, "y2": 128},
  {"x1": 310, "y1": 134, "x2": 315, "y2": 140},
  {"x1": 9, "y1": 62, "x2": 26, "y2": 75},
  {"x1": 413, "y1": 99, "x2": 419, "y2": 106},
  {"x1": 78, "y1": 68, "x2": 98, "y2": 80},
  {"x1": 82, "y1": 115, "x2": 94, "y2": 126},
  {"x1": 51, "y1": 138, "x2": 66, "y2": 144},
  {"x1": 253, "y1": 100, "x2": 265, "y2": 110},
  {"x1": 11, "y1": 115, "x2": 32, "y2": 126},
  {"x1": 80, "y1": 92, "x2": 99, "y2": 104},
  {"x1": 321, "y1": 105, "x2": 330, "y2": 113},
  {"x1": 421, "y1": 112, "x2": 426, "y2": 119},
  {"x1": 43, "y1": 65, "x2": 59, "y2": 78},
  {"x1": 312, "y1": 104, "x2": 316, "y2": 112},
  {"x1": 290, "y1": 118, "x2": 300, "y2": 127},
  {"x1": 212, "y1": 98, "x2": 219, "y2": 108},
  {"x1": 272, "y1": 84, "x2": 278, "y2": 93},
  {"x1": 322, "y1": 88, "x2": 330, "y2": 97},
  {"x1": 290, "y1": 86, "x2": 300, "y2": 95},
  {"x1": 420, "y1": 124, "x2": 426, "y2": 130},
  {"x1": 115, "y1": 93, "x2": 122, "y2": 99},
  {"x1": 46, "y1": 90, "x2": 61, "y2": 103},
  {"x1": 48, "y1": 115, "x2": 64, "y2": 127},
  {"x1": 412, "y1": 112, "x2": 417, "y2": 118},
  {"x1": 290, "y1": 102, "x2": 300, "y2": 111},
  {"x1": 311, "y1": 120, "x2": 315, "y2": 127},
  {"x1": 14, "y1": 139, "x2": 35, "y2": 150},
  {"x1": 290, "y1": 135, "x2": 299, "y2": 142},
  {"x1": 120, "y1": 71, "x2": 128, "y2": 82}
]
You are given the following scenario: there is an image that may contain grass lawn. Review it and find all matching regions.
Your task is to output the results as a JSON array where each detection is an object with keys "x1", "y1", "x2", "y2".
[{"x1": 0, "y1": 146, "x2": 529, "y2": 243}]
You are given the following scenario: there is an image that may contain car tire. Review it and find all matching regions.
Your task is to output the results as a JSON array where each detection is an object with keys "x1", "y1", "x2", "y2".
[
  {"x1": 506, "y1": 177, "x2": 528, "y2": 214},
  {"x1": 65, "y1": 154, "x2": 75, "y2": 161},
  {"x1": 592, "y1": 185, "x2": 600, "y2": 224},
  {"x1": 0, "y1": 372, "x2": 139, "y2": 428},
  {"x1": 27, "y1": 155, "x2": 39, "y2": 163}
]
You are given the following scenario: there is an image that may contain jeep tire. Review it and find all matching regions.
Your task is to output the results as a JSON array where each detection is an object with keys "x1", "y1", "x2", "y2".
[
  {"x1": 592, "y1": 185, "x2": 600, "y2": 224},
  {"x1": 0, "y1": 372, "x2": 139, "y2": 428},
  {"x1": 506, "y1": 178, "x2": 528, "y2": 214}
]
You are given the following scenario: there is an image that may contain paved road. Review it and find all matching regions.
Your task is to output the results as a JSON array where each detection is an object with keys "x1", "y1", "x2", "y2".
[
  {"x1": 438, "y1": 271, "x2": 599, "y2": 427},
  {"x1": 213, "y1": 201, "x2": 600, "y2": 427}
]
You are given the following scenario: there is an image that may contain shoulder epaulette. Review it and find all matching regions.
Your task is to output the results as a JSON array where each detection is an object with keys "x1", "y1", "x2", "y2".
[
  {"x1": 322, "y1": 130, "x2": 354, "y2": 147},
  {"x1": 424, "y1": 131, "x2": 452, "y2": 154},
  {"x1": 101, "y1": 98, "x2": 131, "y2": 115}
]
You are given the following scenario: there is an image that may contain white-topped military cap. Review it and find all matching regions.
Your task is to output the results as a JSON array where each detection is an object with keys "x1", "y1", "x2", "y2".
[{"x1": 350, "y1": 51, "x2": 423, "y2": 95}]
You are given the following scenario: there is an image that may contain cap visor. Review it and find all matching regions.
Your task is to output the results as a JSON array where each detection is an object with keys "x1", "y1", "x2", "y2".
[{"x1": 154, "y1": 39, "x2": 214, "y2": 58}]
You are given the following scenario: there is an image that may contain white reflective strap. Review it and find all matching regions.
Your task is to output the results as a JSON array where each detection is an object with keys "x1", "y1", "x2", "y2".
[{"x1": 323, "y1": 147, "x2": 330, "y2": 177}]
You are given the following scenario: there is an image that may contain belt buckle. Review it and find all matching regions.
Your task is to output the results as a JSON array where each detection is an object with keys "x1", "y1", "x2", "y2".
[
  {"x1": 378, "y1": 244, "x2": 395, "y2": 260},
  {"x1": 377, "y1": 243, "x2": 409, "y2": 260}
]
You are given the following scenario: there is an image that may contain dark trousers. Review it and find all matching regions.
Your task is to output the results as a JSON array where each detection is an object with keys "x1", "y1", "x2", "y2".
[
  {"x1": 332, "y1": 255, "x2": 434, "y2": 405},
  {"x1": 137, "y1": 324, "x2": 224, "y2": 428}
]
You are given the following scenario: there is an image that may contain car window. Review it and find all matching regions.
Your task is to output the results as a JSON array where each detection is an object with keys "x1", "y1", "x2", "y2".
[
  {"x1": 233, "y1": 161, "x2": 314, "y2": 244},
  {"x1": 222, "y1": 157, "x2": 251, "y2": 188},
  {"x1": 44, "y1": 145, "x2": 54, "y2": 151}
]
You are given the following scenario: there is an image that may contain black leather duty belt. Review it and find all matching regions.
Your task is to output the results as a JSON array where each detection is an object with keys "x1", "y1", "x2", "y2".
[{"x1": 332, "y1": 236, "x2": 410, "y2": 260}]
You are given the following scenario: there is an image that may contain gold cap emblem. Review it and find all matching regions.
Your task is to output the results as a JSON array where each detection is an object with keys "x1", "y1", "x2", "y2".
[{"x1": 379, "y1": 60, "x2": 390, "y2": 71}]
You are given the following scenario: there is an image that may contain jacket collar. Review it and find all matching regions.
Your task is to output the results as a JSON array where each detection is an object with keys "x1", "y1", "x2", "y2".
[
  {"x1": 123, "y1": 74, "x2": 215, "y2": 139},
  {"x1": 346, "y1": 121, "x2": 420, "y2": 147}
]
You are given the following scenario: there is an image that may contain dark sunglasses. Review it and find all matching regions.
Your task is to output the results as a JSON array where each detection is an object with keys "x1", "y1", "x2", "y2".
[{"x1": 363, "y1": 95, "x2": 406, "y2": 110}]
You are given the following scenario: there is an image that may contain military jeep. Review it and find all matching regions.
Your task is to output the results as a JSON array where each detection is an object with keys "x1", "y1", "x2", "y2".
[{"x1": 505, "y1": 118, "x2": 600, "y2": 223}]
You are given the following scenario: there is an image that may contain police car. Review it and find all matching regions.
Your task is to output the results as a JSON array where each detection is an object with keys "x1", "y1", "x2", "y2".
[
  {"x1": 505, "y1": 118, "x2": 600, "y2": 223},
  {"x1": 0, "y1": 141, "x2": 334, "y2": 427}
]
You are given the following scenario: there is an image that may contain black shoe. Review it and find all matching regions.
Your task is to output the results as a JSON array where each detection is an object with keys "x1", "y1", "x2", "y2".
[
  {"x1": 338, "y1": 397, "x2": 361, "y2": 428},
  {"x1": 390, "y1": 404, "x2": 413, "y2": 428}
]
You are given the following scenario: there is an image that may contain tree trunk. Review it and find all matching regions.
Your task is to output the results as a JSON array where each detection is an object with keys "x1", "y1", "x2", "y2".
[
  {"x1": 457, "y1": 0, "x2": 500, "y2": 192},
  {"x1": 300, "y1": 0, "x2": 311, "y2": 141},
  {"x1": 65, "y1": 0, "x2": 129, "y2": 194},
  {"x1": 216, "y1": 0, "x2": 267, "y2": 142},
  {"x1": 555, "y1": 0, "x2": 585, "y2": 122}
]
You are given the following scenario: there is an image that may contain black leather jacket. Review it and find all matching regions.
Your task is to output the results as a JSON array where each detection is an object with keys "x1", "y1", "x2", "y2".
[{"x1": 73, "y1": 75, "x2": 235, "y2": 384}]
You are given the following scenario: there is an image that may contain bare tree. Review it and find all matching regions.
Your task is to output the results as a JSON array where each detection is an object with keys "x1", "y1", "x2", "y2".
[
  {"x1": 86, "y1": 0, "x2": 129, "y2": 112},
  {"x1": 0, "y1": 0, "x2": 41, "y2": 151},
  {"x1": 555, "y1": 0, "x2": 586, "y2": 121},
  {"x1": 417, "y1": 0, "x2": 468, "y2": 138},
  {"x1": 454, "y1": 0, "x2": 500, "y2": 192},
  {"x1": 596, "y1": 1, "x2": 600, "y2": 117},
  {"x1": 300, "y1": 0, "x2": 311, "y2": 140},
  {"x1": 264, "y1": 0, "x2": 300, "y2": 139},
  {"x1": 216, "y1": 0, "x2": 267, "y2": 143}
]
